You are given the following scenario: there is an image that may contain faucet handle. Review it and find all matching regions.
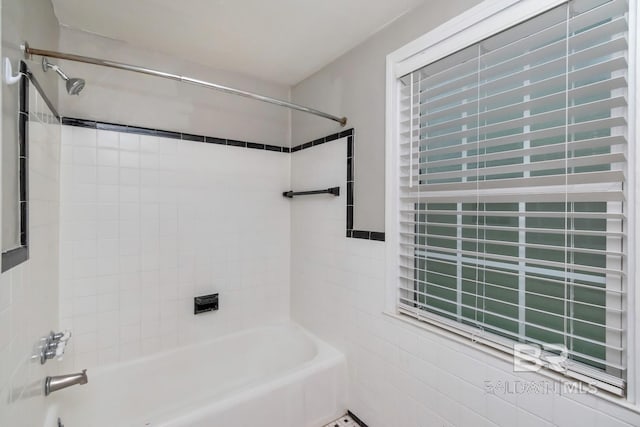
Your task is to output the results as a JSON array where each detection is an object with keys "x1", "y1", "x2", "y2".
[
  {"x1": 55, "y1": 341, "x2": 67, "y2": 360},
  {"x1": 58, "y1": 330, "x2": 71, "y2": 343},
  {"x1": 40, "y1": 330, "x2": 72, "y2": 364},
  {"x1": 50, "y1": 330, "x2": 71, "y2": 343}
]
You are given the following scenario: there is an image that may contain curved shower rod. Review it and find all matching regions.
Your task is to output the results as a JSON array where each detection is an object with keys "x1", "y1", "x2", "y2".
[{"x1": 21, "y1": 42, "x2": 347, "y2": 127}]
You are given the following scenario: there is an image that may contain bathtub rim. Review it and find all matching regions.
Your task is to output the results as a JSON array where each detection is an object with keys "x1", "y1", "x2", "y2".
[
  {"x1": 88, "y1": 320, "x2": 325, "y2": 377},
  {"x1": 57, "y1": 320, "x2": 347, "y2": 427},
  {"x1": 155, "y1": 339, "x2": 346, "y2": 427}
]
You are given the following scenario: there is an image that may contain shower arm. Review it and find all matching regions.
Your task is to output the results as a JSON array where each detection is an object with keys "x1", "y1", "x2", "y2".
[{"x1": 22, "y1": 42, "x2": 347, "y2": 127}]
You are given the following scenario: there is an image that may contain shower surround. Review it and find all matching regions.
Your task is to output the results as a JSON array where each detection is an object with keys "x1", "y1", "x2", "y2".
[{"x1": 57, "y1": 124, "x2": 291, "y2": 370}]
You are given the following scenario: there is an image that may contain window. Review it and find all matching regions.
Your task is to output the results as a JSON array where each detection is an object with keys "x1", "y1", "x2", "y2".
[{"x1": 389, "y1": 0, "x2": 633, "y2": 396}]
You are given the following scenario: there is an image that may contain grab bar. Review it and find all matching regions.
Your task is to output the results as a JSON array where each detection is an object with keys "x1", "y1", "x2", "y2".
[{"x1": 282, "y1": 187, "x2": 340, "y2": 198}]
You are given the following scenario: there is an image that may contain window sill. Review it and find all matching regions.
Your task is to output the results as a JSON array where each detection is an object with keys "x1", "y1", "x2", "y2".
[{"x1": 382, "y1": 310, "x2": 640, "y2": 416}]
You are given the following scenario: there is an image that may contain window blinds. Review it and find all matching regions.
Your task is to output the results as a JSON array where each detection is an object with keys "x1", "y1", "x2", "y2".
[{"x1": 397, "y1": 0, "x2": 627, "y2": 395}]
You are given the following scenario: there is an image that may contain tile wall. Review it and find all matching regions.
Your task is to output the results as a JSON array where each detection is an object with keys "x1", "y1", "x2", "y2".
[
  {"x1": 57, "y1": 126, "x2": 291, "y2": 371},
  {"x1": 0, "y1": 85, "x2": 62, "y2": 426},
  {"x1": 289, "y1": 137, "x2": 640, "y2": 427},
  {"x1": 58, "y1": 27, "x2": 291, "y2": 147}
]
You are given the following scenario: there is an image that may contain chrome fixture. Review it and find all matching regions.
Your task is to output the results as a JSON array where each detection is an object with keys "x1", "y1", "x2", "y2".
[
  {"x1": 22, "y1": 42, "x2": 347, "y2": 126},
  {"x1": 41, "y1": 57, "x2": 85, "y2": 95},
  {"x1": 39, "y1": 330, "x2": 71, "y2": 364},
  {"x1": 44, "y1": 369, "x2": 88, "y2": 396}
]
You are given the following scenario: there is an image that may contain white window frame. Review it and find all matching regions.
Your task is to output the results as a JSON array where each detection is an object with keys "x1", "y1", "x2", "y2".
[{"x1": 384, "y1": 0, "x2": 639, "y2": 410}]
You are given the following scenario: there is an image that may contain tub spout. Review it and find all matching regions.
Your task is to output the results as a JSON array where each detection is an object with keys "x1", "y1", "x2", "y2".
[{"x1": 45, "y1": 369, "x2": 88, "y2": 396}]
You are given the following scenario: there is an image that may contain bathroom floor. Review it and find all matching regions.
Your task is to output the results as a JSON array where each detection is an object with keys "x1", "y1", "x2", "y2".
[{"x1": 323, "y1": 414, "x2": 359, "y2": 427}]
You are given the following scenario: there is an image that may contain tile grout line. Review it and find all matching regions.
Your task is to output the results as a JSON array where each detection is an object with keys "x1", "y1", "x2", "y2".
[
  {"x1": 323, "y1": 412, "x2": 368, "y2": 427},
  {"x1": 62, "y1": 118, "x2": 385, "y2": 241}
]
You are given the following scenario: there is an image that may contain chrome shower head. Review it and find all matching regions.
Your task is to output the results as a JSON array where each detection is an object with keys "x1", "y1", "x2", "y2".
[
  {"x1": 42, "y1": 57, "x2": 85, "y2": 95},
  {"x1": 66, "y1": 78, "x2": 85, "y2": 96}
]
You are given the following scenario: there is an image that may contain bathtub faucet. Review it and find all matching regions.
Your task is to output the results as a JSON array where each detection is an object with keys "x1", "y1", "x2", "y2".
[{"x1": 45, "y1": 369, "x2": 88, "y2": 396}]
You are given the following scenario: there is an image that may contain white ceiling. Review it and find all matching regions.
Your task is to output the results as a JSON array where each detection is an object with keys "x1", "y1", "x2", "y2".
[{"x1": 51, "y1": 0, "x2": 426, "y2": 86}]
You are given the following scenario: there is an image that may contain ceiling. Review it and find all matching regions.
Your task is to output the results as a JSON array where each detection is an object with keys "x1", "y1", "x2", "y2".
[{"x1": 51, "y1": 0, "x2": 426, "y2": 86}]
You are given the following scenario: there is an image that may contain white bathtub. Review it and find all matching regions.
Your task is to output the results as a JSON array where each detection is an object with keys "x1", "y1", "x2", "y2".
[{"x1": 51, "y1": 323, "x2": 347, "y2": 427}]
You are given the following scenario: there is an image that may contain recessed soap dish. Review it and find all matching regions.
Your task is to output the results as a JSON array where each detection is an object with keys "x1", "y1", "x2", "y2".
[{"x1": 194, "y1": 293, "x2": 218, "y2": 315}]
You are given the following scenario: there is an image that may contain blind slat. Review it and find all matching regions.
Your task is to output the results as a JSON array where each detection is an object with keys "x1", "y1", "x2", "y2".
[
  {"x1": 398, "y1": 243, "x2": 622, "y2": 276},
  {"x1": 402, "y1": 236, "x2": 622, "y2": 261},
  {"x1": 400, "y1": 209, "x2": 625, "y2": 220},
  {"x1": 400, "y1": 54, "x2": 627, "y2": 119},
  {"x1": 400, "y1": 171, "x2": 624, "y2": 193},
  {"x1": 397, "y1": 305, "x2": 627, "y2": 395},
  {"x1": 404, "y1": 0, "x2": 627, "y2": 90},
  {"x1": 398, "y1": 262, "x2": 622, "y2": 294},
  {"x1": 398, "y1": 283, "x2": 623, "y2": 333},
  {"x1": 395, "y1": 0, "x2": 627, "y2": 393},
  {"x1": 401, "y1": 135, "x2": 626, "y2": 168},
  {"x1": 397, "y1": 301, "x2": 625, "y2": 370},
  {"x1": 403, "y1": 74, "x2": 626, "y2": 129},
  {"x1": 401, "y1": 153, "x2": 625, "y2": 183},
  {"x1": 400, "y1": 221, "x2": 622, "y2": 238}
]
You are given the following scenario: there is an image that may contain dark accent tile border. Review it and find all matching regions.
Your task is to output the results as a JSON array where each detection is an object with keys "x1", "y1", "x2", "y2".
[
  {"x1": 205, "y1": 136, "x2": 226, "y2": 145},
  {"x1": 347, "y1": 410, "x2": 369, "y2": 427},
  {"x1": 155, "y1": 129, "x2": 182, "y2": 139},
  {"x1": 64, "y1": 117, "x2": 96, "y2": 128},
  {"x1": 352, "y1": 230, "x2": 370, "y2": 239},
  {"x1": 325, "y1": 133, "x2": 340, "y2": 142},
  {"x1": 290, "y1": 128, "x2": 354, "y2": 153},
  {"x1": 181, "y1": 133, "x2": 205, "y2": 142},
  {"x1": 95, "y1": 121, "x2": 127, "y2": 133},
  {"x1": 291, "y1": 128, "x2": 385, "y2": 242},
  {"x1": 226, "y1": 139, "x2": 246, "y2": 148},
  {"x1": 62, "y1": 117, "x2": 290, "y2": 153},
  {"x1": 3, "y1": 61, "x2": 32, "y2": 272},
  {"x1": 370, "y1": 231, "x2": 385, "y2": 241},
  {"x1": 127, "y1": 126, "x2": 161, "y2": 137},
  {"x1": 62, "y1": 119, "x2": 384, "y2": 241},
  {"x1": 19, "y1": 62, "x2": 29, "y2": 249},
  {"x1": 265, "y1": 144, "x2": 282, "y2": 152}
]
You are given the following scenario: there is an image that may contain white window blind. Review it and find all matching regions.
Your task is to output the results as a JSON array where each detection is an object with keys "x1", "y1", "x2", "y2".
[{"x1": 397, "y1": 0, "x2": 628, "y2": 395}]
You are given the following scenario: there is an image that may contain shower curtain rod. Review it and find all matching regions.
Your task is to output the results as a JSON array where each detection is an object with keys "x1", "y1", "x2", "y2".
[{"x1": 22, "y1": 42, "x2": 347, "y2": 127}]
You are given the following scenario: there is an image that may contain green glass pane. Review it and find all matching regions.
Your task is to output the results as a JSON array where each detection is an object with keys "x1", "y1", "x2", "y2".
[
  {"x1": 526, "y1": 309, "x2": 564, "y2": 333},
  {"x1": 527, "y1": 275, "x2": 565, "y2": 298},
  {"x1": 483, "y1": 313, "x2": 519, "y2": 337},
  {"x1": 525, "y1": 324, "x2": 564, "y2": 346}
]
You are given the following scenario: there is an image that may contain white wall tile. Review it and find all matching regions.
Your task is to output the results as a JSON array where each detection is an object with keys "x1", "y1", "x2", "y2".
[
  {"x1": 98, "y1": 166, "x2": 119, "y2": 185},
  {"x1": 72, "y1": 146, "x2": 97, "y2": 166},
  {"x1": 59, "y1": 126, "x2": 291, "y2": 369},
  {"x1": 486, "y1": 394, "x2": 518, "y2": 427},
  {"x1": 97, "y1": 148, "x2": 119, "y2": 167},
  {"x1": 289, "y1": 137, "x2": 640, "y2": 427},
  {"x1": 97, "y1": 185, "x2": 118, "y2": 204},
  {"x1": 119, "y1": 151, "x2": 139, "y2": 169},
  {"x1": 120, "y1": 168, "x2": 140, "y2": 187},
  {"x1": 97, "y1": 130, "x2": 118, "y2": 149},
  {"x1": 119, "y1": 133, "x2": 140, "y2": 151},
  {"x1": 0, "y1": 90, "x2": 62, "y2": 425},
  {"x1": 517, "y1": 409, "x2": 554, "y2": 427}
]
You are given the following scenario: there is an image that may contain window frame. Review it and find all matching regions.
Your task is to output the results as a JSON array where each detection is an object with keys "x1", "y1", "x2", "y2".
[{"x1": 385, "y1": 0, "x2": 639, "y2": 408}]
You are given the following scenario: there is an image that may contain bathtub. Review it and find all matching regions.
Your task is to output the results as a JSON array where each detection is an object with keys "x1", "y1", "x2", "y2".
[{"x1": 51, "y1": 322, "x2": 347, "y2": 427}]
